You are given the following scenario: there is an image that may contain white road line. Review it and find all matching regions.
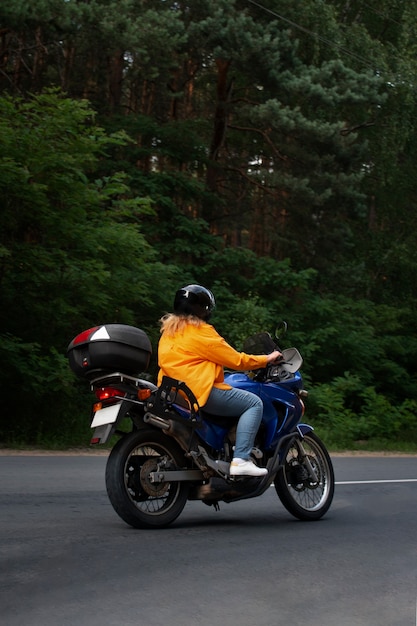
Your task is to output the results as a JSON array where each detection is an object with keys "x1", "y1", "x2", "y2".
[{"x1": 336, "y1": 478, "x2": 417, "y2": 485}]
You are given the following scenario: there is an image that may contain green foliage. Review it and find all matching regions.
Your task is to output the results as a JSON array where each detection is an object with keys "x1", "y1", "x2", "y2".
[
  {"x1": 0, "y1": 333, "x2": 92, "y2": 446},
  {"x1": 1, "y1": 2, "x2": 417, "y2": 450},
  {"x1": 308, "y1": 374, "x2": 417, "y2": 450},
  {"x1": 0, "y1": 91, "x2": 160, "y2": 335},
  {"x1": 288, "y1": 293, "x2": 417, "y2": 398},
  {"x1": 0, "y1": 90, "x2": 174, "y2": 444}
]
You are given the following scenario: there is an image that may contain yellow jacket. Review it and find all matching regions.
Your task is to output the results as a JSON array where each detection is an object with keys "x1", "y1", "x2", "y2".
[{"x1": 157, "y1": 321, "x2": 268, "y2": 407}]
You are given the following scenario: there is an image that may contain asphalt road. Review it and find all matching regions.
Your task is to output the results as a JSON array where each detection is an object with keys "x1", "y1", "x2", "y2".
[{"x1": 1, "y1": 453, "x2": 416, "y2": 626}]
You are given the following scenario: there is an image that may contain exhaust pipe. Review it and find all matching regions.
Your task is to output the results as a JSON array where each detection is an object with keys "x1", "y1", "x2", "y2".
[
  {"x1": 143, "y1": 412, "x2": 170, "y2": 430},
  {"x1": 144, "y1": 412, "x2": 195, "y2": 452}
]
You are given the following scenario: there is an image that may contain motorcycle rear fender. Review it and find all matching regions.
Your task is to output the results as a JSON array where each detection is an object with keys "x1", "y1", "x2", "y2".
[
  {"x1": 90, "y1": 399, "x2": 132, "y2": 445},
  {"x1": 90, "y1": 423, "x2": 114, "y2": 445}
]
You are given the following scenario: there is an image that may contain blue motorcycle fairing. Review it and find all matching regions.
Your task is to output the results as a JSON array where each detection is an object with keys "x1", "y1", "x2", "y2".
[
  {"x1": 172, "y1": 371, "x2": 307, "y2": 452},
  {"x1": 194, "y1": 418, "x2": 231, "y2": 451},
  {"x1": 171, "y1": 404, "x2": 232, "y2": 450},
  {"x1": 224, "y1": 370, "x2": 304, "y2": 391},
  {"x1": 225, "y1": 372, "x2": 305, "y2": 450}
]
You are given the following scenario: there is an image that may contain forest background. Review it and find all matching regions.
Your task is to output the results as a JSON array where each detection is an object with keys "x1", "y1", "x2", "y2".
[{"x1": 1, "y1": 0, "x2": 417, "y2": 450}]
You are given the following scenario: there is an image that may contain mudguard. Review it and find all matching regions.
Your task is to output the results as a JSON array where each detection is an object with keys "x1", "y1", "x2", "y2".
[{"x1": 297, "y1": 423, "x2": 314, "y2": 437}]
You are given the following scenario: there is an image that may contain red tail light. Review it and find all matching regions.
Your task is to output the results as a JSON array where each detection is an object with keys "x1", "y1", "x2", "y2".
[
  {"x1": 72, "y1": 327, "x2": 100, "y2": 345},
  {"x1": 94, "y1": 387, "x2": 125, "y2": 401}
]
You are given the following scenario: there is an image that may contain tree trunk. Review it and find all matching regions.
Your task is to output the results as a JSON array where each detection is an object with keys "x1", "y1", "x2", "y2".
[
  {"x1": 204, "y1": 58, "x2": 233, "y2": 225},
  {"x1": 108, "y1": 50, "x2": 124, "y2": 112}
]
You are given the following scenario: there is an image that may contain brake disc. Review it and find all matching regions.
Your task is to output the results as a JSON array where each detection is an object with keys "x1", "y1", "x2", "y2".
[
  {"x1": 140, "y1": 458, "x2": 170, "y2": 497},
  {"x1": 287, "y1": 456, "x2": 321, "y2": 491}
]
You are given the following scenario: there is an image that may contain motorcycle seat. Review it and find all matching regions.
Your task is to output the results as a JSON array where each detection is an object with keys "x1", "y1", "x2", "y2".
[{"x1": 156, "y1": 376, "x2": 239, "y2": 429}]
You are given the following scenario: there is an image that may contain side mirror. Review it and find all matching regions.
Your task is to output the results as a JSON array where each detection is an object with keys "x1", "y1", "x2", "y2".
[{"x1": 274, "y1": 321, "x2": 288, "y2": 340}]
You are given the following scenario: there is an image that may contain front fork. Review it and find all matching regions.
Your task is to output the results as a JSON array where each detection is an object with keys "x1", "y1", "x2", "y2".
[
  {"x1": 293, "y1": 439, "x2": 319, "y2": 483},
  {"x1": 273, "y1": 424, "x2": 318, "y2": 481}
]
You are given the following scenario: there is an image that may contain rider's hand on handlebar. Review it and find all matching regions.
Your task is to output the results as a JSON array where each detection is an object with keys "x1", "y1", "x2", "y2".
[{"x1": 266, "y1": 350, "x2": 283, "y2": 364}]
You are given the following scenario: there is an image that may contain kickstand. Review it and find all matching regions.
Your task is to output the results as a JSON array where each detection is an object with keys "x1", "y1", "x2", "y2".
[{"x1": 202, "y1": 499, "x2": 221, "y2": 511}]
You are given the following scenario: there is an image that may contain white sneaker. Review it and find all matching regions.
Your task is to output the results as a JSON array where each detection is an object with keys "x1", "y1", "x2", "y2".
[{"x1": 229, "y1": 458, "x2": 268, "y2": 477}]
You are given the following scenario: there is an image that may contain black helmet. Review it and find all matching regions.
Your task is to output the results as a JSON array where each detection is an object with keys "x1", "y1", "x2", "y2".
[{"x1": 174, "y1": 284, "x2": 215, "y2": 320}]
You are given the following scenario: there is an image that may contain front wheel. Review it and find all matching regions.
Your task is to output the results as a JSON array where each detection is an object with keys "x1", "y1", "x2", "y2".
[
  {"x1": 105, "y1": 429, "x2": 189, "y2": 529},
  {"x1": 274, "y1": 432, "x2": 334, "y2": 521}
]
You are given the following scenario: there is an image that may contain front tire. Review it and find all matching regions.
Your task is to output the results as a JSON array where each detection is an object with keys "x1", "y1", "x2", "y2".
[
  {"x1": 105, "y1": 429, "x2": 189, "y2": 529},
  {"x1": 274, "y1": 432, "x2": 334, "y2": 521}
]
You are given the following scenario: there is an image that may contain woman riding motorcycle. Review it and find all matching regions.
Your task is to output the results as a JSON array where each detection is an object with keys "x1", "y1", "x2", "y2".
[{"x1": 157, "y1": 284, "x2": 282, "y2": 477}]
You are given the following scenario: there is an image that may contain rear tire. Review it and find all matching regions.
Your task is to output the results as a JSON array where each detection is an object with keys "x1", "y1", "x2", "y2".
[
  {"x1": 275, "y1": 432, "x2": 334, "y2": 520},
  {"x1": 105, "y1": 429, "x2": 189, "y2": 529}
]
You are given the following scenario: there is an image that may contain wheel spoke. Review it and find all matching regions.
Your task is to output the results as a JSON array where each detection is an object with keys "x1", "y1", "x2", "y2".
[
  {"x1": 284, "y1": 440, "x2": 329, "y2": 510},
  {"x1": 124, "y1": 445, "x2": 181, "y2": 515},
  {"x1": 284, "y1": 438, "x2": 330, "y2": 511},
  {"x1": 105, "y1": 429, "x2": 189, "y2": 528},
  {"x1": 275, "y1": 432, "x2": 334, "y2": 520}
]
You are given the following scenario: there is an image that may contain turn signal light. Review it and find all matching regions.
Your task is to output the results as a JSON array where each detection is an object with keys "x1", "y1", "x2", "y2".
[{"x1": 138, "y1": 388, "x2": 152, "y2": 401}]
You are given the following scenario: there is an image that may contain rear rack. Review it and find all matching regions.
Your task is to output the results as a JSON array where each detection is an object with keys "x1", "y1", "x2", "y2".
[
  {"x1": 89, "y1": 371, "x2": 158, "y2": 391},
  {"x1": 147, "y1": 376, "x2": 201, "y2": 424}
]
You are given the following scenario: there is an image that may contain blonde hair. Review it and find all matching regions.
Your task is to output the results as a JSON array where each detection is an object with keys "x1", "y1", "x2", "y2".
[{"x1": 159, "y1": 313, "x2": 204, "y2": 337}]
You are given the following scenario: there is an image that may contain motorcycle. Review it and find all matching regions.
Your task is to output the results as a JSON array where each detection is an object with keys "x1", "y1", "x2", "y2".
[{"x1": 67, "y1": 322, "x2": 334, "y2": 529}]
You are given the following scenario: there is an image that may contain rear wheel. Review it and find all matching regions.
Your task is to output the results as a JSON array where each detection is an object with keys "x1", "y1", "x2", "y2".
[
  {"x1": 274, "y1": 432, "x2": 334, "y2": 520},
  {"x1": 105, "y1": 429, "x2": 189, "y2": 529}
]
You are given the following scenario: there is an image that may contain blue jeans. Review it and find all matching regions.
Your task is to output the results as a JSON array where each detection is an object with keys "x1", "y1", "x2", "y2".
[{"x1": 203, "y1": 386, "x2": 264, "y2": 459}]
